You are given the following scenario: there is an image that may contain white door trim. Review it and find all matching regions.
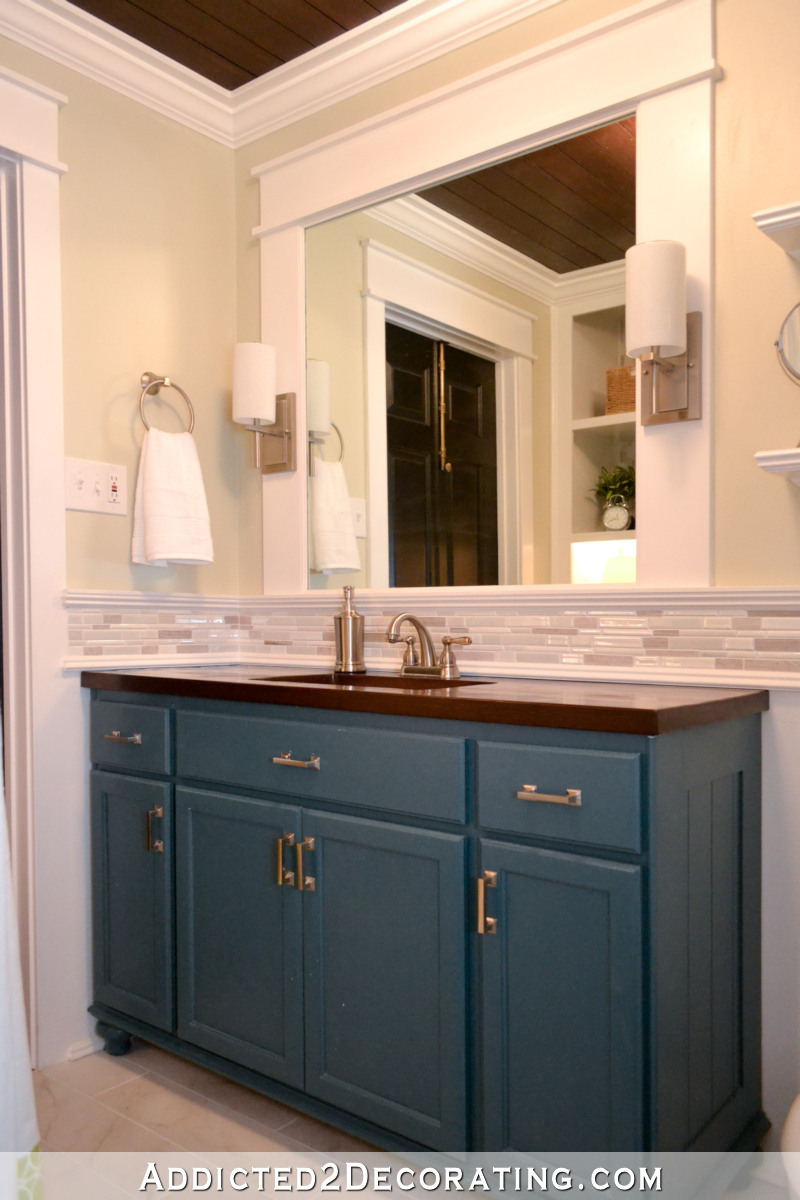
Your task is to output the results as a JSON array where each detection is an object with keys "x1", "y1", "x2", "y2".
[
  {"x1": 362, "y1": 239, "x2": 536, "y2": 586},
  {"x1": 0, "y1": 68, "x2": 70, "y2": 1066}
]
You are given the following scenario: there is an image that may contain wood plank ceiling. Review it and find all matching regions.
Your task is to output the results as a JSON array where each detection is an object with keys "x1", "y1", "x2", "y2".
[
  {"x1": 67, "y1": 0, "x2": 409, "y2": 90},
  {"x1": 419, "y1": 119, "x2": 636, "y2": 274},
  {"x1": 66, "y1": 0, "x2": 635, "y2": 273}
]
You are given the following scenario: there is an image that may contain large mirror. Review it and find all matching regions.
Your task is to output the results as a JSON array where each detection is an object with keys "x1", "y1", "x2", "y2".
[{"x1": 306, "y1": 118, "x2": 636, "y2": 590}]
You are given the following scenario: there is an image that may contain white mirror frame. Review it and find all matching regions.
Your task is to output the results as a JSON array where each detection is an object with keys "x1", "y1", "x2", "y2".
[{"x1": 253, "y1": 0, "x2": 715, "y2": 595}]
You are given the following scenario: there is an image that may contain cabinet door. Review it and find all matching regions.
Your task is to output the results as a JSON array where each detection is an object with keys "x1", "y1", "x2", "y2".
[
  {"x1": 176, "y1": 787, "x2": 304, "y2": 1088},
  {"x1": 479, "y1": 838, "x2": 642, "y2": 1151},
  {"x1": 302, "y1": 811, "x2": 467, "y2": 1149},
  {"x1": 91, "y1": 771, "x2": 174, "y2": 1030}
]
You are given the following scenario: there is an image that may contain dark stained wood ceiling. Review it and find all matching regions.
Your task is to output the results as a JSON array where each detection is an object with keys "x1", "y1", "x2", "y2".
[
  {"x1": 65, "y1": 2, "x2": 635, "y2": 273},
  {"x1": 67, "y1": 0, "x2": 409, "y2": 90},
  {"x1": 418, "y1": 118, "x2": 636, "y2": 274}
]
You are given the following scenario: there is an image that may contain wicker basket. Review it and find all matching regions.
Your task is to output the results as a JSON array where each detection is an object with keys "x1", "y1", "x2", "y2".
[{"x1": 605, "y1": 366, "x2": 636, "y2": 414}]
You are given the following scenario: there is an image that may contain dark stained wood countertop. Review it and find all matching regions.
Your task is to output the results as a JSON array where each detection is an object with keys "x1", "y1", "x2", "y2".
[{"x1": 81, "y1": 665, "x2": 769, "y2": 736}]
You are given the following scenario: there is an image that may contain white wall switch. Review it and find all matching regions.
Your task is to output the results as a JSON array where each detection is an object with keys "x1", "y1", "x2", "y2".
[
  {"x1": 350, "y1": 498, "x2": 367, "y2": 538},
  {"x1": 65, "y1": 458, "x2": 128, "y2": 515}
]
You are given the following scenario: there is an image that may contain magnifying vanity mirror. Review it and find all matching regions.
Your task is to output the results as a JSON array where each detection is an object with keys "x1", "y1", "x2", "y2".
[
  {"x1": 777, "y1": 301, "x2": 800, "y2": 383},
  {"x1": 306, "y1": 118, "x2": 636, "y2": 590}
]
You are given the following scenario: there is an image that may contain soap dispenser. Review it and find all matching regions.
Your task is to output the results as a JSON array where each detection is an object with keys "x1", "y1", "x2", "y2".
[{"x1": 334, "y1": 586, "x2": 366, "y2": 673}]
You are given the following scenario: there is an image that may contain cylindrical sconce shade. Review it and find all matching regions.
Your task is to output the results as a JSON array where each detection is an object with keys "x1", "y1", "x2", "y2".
[
  {"x1": 625, "y1": 240, "x2": 687, "y2": 358},
  {"x1": 306, "y1": 359, "x2": 331, "y2": 434},
  {"x1": 232, "y1": 342, "x2": 276, "y2": 425}
]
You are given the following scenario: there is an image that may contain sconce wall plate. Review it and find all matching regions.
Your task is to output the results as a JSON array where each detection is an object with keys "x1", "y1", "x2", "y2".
[
  {"x1": 640, "y1": 311, "x2": 702, "y2": 426},
  {"x1": 259, "y1": 392, "x2": 296, "y2": 474}
]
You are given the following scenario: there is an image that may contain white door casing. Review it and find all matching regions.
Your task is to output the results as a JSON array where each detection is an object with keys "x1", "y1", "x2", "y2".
[
  {"x1": 361, "y1": 239, "x2": 536, "y2": 587},
  {"x1": 0, "y1": 67, "x2": 85, "y2": 1066}
]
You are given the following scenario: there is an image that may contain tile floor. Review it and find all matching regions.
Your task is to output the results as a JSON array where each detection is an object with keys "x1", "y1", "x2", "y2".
[{"x1": 33, "y1": 1038, "x2": 376, "y2": 1154}]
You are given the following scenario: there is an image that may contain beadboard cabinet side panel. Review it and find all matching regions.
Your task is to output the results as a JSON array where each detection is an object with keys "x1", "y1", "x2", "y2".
[{"x1": 648, "y1": 715, "x2": 763, "y2": 1150}]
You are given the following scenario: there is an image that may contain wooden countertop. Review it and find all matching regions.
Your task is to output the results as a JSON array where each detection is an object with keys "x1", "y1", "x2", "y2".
[{"x1": 81, "y1": 665, "x2": 769, "y2": 736}]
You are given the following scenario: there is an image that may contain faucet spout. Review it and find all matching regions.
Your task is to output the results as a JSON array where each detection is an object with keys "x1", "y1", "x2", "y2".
[{"x1": 385, "y1": 612, "x2": 436, "y2": 667}]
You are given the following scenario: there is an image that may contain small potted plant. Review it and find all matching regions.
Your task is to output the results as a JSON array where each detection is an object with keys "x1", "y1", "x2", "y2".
[{"x1": 592, "y1": 464, "x2": 635, "y2": 531}]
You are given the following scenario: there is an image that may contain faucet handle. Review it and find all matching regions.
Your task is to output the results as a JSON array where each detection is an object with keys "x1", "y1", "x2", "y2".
[
  {"x1": 402, "y1": 636, "x2": 420, "y2": 667},
  {"x1": 440, "y1": 635, "x2": 472, "y2": 679}
]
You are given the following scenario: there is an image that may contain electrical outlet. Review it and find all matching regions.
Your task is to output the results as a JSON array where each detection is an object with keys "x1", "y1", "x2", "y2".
[
  {"x1": 350, "y1": 498, "x2": 367, "y2": 538},
  {"x1": 65, "y1": 458, "x2": 128, "y2": 515}
]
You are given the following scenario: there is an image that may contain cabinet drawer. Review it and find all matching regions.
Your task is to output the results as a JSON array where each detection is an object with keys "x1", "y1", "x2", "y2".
[
  {"x1": 176, "y1": 710, "x2": 466, "y2": 822},
  {"x1": 477, "y1": 741, "x2": 643, "y2": 852},
  {"x1": 90, "y1": 701, "x2": 172, "y2": 775}
]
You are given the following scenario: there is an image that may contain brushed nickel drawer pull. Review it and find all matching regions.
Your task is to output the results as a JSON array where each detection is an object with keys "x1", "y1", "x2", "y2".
[
  {"x1": 272, "y1": 752, "x2": 321, "y2": 770},
  {"x1": 517, "y1": 784, "x2": 582, "y2": 807},
  {"x1": 477, "y1": 870, "x2": 497, "y2": 935},
  {"x1": 276, "y1": 832, "x2": 296, "y2": 887},
  {"x1": 103, "y1": 730, "x2": 142, "y2": 745},
  {"x1": 295, "y1": 837, "x2": 315, "y2": 892},
  {"x1": 146, "y1": 805, "x2": 163, "y2": 853}
]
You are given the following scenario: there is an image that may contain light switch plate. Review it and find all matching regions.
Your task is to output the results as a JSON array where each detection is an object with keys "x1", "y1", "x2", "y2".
[{"x1": 65, "y1": 458, "x2": 128, "y2": 515}]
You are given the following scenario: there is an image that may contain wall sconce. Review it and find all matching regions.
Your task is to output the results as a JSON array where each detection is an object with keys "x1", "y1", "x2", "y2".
[
  {"x1": 625, "y1": 240, "x2": 702, "y2": 425},
  {"x1": 232, "y1": 342, "x2": 296, "y2": 473}
]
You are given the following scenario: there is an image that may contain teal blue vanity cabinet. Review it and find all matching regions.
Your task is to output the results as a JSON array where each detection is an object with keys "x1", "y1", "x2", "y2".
[
  {"x1": 478, "y1": 838, "x2": 643, "y2": 1151},
  {"x1": 176, "y1": 787, "x2": 468, "y2": 1147},
  {"x1": 84, "y1": 671, "x2": 768, "y2": 1153},
  {"x1": 91, "y1": 770, "x2": 174, "y2": 1033}
]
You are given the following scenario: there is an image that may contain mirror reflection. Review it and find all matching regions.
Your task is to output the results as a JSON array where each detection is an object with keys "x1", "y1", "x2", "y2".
[{"x1": 306, "y1": 117, "x2": 636, "y2": 589}]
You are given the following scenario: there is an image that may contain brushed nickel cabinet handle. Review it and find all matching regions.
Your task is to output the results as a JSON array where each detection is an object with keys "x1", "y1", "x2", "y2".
[
  {"x1": 272, "y1": 752, "x2": 321, "y2": 770},
  {"x1": 146, "y1": 805, "x2": 163, "y2": 853},
  {"x1": 103, "y1": 730, "x2": 142, "y2": 745},
  {"x1": 516, "y1": 784, "x2": 582, "y2": 807},
  {"x1": 276, "y1": 832, "x2": 296, "y2": 887},
  {"x1": 295, "y1": 837, "x2": 315, "y2": 892},
  {"x1": 477, "y1": 870, "x2": 497, "y2": 935}
]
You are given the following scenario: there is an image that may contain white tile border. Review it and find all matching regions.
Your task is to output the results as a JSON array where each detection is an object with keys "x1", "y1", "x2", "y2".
[{"x1": 64, "y1": 587, "x2": 800, "y2": 689}]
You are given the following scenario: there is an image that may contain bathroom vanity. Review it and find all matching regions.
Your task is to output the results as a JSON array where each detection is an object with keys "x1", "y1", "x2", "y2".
[{"x1": 82, "y1": 666, "x2": 769, "y2": 1152}]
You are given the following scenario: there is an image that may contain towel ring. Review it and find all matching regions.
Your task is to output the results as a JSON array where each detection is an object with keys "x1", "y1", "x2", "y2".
[
  {"x1": 330, "y1": 421, "x2": 344, "y2": 462},
  {"x1": 139, "y1": 371, "x2": 195, "y2": 433},
  {"x1": 308, "y1": 421, "x2": 344, "y2": 475}
]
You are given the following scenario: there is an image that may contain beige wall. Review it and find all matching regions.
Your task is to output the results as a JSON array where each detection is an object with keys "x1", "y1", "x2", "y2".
[
  {"x1": 0, "y1": 36, "x2": 249, "y2": 595},
  {"x1": 714, "y1": 0, "x2": 800, "y2": 584}
]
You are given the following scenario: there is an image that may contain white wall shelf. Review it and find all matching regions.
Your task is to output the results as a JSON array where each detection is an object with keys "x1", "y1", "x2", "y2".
[
  {"x1": 752, "y1": 203, "x2": 800, "y2": 259},
  {"x1": 571, "y1": 529, "x2": 636, "y2": 543},
  {"x1": 755, "y1": 448, "x2": 800, "y2": 486},
  {"x1": 572, "y1": 412, "x2": 635, "y2": 432}
]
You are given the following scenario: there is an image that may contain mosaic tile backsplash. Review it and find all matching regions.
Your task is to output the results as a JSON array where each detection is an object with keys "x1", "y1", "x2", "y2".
[{"x1": 64, "y1": 588, "x2": 800, "y2": 685}]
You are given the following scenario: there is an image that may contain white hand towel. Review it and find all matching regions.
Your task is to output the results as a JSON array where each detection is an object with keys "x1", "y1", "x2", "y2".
[
  {"x1": 131, "y1": 429, "x2": 214, "y2": 566},
  {"x1": 309, "y1": 459, "x2": 361, "y2": 573}
]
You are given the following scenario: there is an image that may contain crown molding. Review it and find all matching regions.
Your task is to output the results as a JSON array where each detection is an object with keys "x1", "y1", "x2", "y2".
[
  {"x1": 0, "y1": 0, "x2": 578, "y2": 149},
  {"x1": 0, "y1": 0, "x2": 235, "y2": 143},
  {"x1": 365, "y1": 194, "x2": 626, "y2": 306}
]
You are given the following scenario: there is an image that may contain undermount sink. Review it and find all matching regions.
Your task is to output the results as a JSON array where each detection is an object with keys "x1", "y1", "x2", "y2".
[{"x1": 253, "y1": 672, "x2": 491, "y2": 690}]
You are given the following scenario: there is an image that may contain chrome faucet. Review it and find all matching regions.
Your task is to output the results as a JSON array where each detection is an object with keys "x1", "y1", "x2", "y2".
[{"x1": 385, "y1": 613, "x2": 471, "y2": 679}]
